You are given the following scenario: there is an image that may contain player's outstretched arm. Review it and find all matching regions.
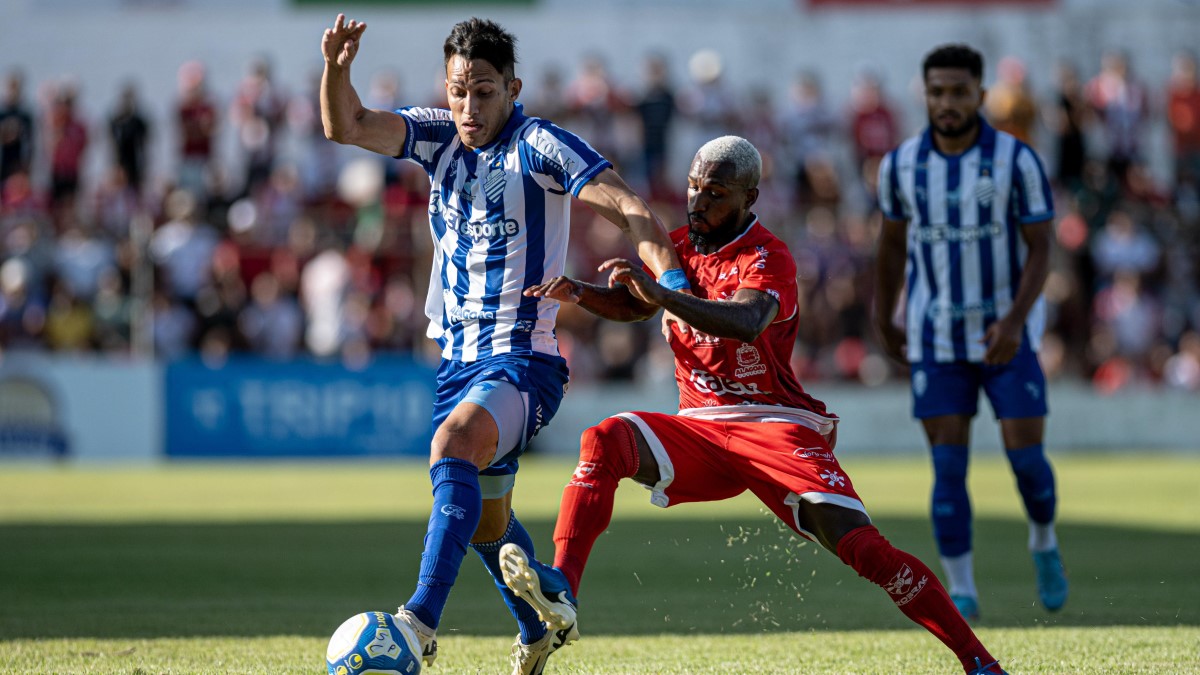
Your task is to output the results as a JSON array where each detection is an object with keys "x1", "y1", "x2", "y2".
[
  {"x1": 320, "y1": 13, "x2": 408, "y2": 157},
  {"x1": 524, "y1": 275, "x2": 657, "y2": 323},
  {"x1": 873, "y1": 215, "x2": 909, "y2": 364},
  {"x1": 576, "y1": 168, "x2": 683, "y2": 280}
]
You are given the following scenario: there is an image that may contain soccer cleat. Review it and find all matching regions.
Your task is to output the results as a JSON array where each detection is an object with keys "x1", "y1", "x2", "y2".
[
  {"x1": 499, "y1": 543, "x2": 579, "y2": 633},
  {"x1": 393, "y1": 606, "x2": 438, "y2": 666},
  {"x1": 951, "y1": 594, "x2": 980, "y2": 622},
  {"x1": 967, "y1": 656, "x2": 1009, "y2": 674},
  {"x1": 509, "y1": 622, "x2": 580, "y2": 675},
  {"x1": 1033, "y1": 548, "x2": 1069, "y2": 611}
]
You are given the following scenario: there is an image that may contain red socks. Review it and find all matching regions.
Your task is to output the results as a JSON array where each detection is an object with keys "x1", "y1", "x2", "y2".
[
  {"x1": 837, "y1": 525, "x2": 1002, "y2": 674},
  {"x1": 552, "y1": 416, "x2": 640, "y2": 596}
]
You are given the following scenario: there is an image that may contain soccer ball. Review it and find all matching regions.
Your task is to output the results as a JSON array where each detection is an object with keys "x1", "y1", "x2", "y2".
[{"x1": 325, "y1": 611, "x2": 422, "y2": 675}]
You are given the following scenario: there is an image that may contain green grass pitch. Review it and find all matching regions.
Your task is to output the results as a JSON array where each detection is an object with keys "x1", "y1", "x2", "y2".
[{"x1": 1, "y1": 453, "x2": 1197, "y2": 673}]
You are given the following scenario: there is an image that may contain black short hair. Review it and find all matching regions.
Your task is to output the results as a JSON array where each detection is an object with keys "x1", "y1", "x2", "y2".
[
  {"x1": 923, "y1": 43, "x2": 984, "y2": 81},
  {"x1": 444, "y1": 18, "x2": 518, "y2": 80}
]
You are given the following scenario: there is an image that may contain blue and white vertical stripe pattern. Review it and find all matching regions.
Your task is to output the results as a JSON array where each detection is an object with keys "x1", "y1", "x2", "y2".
[
  {"x1": 878, "y1": 120, "x2": 1053, "y2": 363},
  {"x1": 397, "y1": 102, "x2": 611, "y2": 362}
]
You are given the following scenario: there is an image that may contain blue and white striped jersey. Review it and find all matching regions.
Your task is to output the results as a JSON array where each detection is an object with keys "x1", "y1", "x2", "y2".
[
  {"x1": 878, "y1": 119, "x2": 1054, "y2": 364},
  {"x1": 398, "y1": 102, "x2": 611, "y2": 362}
]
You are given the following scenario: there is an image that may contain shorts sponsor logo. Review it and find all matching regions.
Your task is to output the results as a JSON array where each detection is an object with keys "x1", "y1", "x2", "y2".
[
  {"x1": 441, "y1": 504, "x2": 467, "y2": 520},
  {"x1": 819, "y1": 469, "x2": 845, "y2": 487},
  {"x1": 793, "y1": 447, "x2": 834, "y2": 462},
  {"x1": 1026, "y1": 381, "x2": 1041, "y2": 399},
  {"x1": 689, "y1": 368, "x2": 767, "y2": 398}
]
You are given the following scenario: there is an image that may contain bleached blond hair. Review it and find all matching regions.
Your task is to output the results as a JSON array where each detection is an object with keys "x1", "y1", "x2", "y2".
[{"x1": 695, "y1": 136, "x2": 762, "y2": 187}]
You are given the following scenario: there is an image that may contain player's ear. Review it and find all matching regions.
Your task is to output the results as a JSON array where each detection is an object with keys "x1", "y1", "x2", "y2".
[
  {"x1": 745, "y1": 187, "x2": 759, "y2": 209},
  {"x1": 508, "y1": 77, "x2": 522, "y2": 102}
]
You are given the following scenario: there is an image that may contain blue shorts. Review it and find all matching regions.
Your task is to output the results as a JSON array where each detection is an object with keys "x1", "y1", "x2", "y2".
[
  {"x1": 910, "y1": 341, "x2": 1048, "y2": 420},
  {"x1": 433, "y1": 352, "x2": 569, "y2": 483}
]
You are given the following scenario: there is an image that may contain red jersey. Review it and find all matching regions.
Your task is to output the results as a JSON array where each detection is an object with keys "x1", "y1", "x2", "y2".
[{"x1": 666, "y1": 219, "x2": 832, "y2": 420}]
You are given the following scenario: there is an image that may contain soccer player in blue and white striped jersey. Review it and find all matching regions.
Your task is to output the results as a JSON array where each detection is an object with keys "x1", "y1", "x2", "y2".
[
  {"x1": 321, "y1": 14, "x2": 685, "y2": 672},
  {"x1": 874, "y1": 44, "x2": 1068, "y2": 625}
]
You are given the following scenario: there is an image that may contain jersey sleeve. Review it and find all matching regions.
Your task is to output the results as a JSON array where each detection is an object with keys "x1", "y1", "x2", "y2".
[
  {"x1": 877, "y1": 149, "x2": 907, "y2": 221},
  {"x1": 522, "y1": 123, "x2": 612, "y2": 196},
  {"x1": 737, "y1": 241, "x2": 798, "y2": 324},
  {"x1": 1011, "y1": 143, "x2": 1055, "y2": 223},
  {"x1": 396, "y1": 106, "x2": 458, "y2": 172}
]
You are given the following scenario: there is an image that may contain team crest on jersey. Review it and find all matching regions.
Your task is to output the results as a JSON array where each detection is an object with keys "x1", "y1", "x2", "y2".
[
  {"x1": 484, "y1": 170, "x2": 506, "y2": 202},
  {"x1": 975, "y1": 170, "x2": 996, "y2": 206},
  {"x1": 734, "y1": 344, "x2": 766, "y2": 378}
]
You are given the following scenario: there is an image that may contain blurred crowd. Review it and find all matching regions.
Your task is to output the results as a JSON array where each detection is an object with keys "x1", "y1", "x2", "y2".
[{"x1": 2, "y1": 47, "x2": 1200, "y2": 393}]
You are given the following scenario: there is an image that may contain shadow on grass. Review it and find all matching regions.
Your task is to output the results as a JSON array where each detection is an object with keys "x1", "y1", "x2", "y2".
[{"x1": 1, "y1": 515, "x2": 1195, "y2": 639}]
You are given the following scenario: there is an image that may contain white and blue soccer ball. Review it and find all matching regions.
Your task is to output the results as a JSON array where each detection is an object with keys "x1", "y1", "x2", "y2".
[{"x1": 326, "y1": 611, "x2": 422, "y2": 675}]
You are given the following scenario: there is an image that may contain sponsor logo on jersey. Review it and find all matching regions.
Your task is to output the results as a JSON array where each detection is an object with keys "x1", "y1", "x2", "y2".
[
  {"x1": 754, "y1": 245, "x2": 769, "y2": 269},
  {"x1": 449, "y1": 217, "x2": 521, "y2": 243},
  {"x1": 912, "y1": 222, "x2": 1003, "y2": 244},
  {"x1": 689, "y1": 368, "x2": 768, "y2": 398},
  {"x1": 717, "y1": 265, "x2": 739, "y2": 281},
  {"x1": 447, "y1": 304, "x2": 497, "y2": 323},
  {"x1": 734, "y1": 344, "x2": 767, "y2": 378},
  {"x1": 925, "y1": 299, "x2": 997, "y2": 320}
]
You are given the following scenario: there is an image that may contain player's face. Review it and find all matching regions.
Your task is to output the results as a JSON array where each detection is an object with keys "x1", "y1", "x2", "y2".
[
  {"x1": 924, "y1": 67, "x2": 984, "y2": 139},
  {"x1": 446, "y1": 55, "x2": 521, "y2": 150},
  {"x1": 686, "y1": 159, "x2": 758, "y2": 248}
]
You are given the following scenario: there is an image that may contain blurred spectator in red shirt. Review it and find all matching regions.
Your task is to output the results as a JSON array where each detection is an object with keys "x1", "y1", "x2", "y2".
[
  {"x1": 848, "y1": 69, "x2": 899, "y2": 203},
  {"x1": 1167, "y1": 50, "x2": 1200, "y2": 187},
  {"x1": 176, "y1": 61, "x2": 217, "y2": 202},
  {"x1": 46, "y1": 83, "x2": 89, "y2": 214}
]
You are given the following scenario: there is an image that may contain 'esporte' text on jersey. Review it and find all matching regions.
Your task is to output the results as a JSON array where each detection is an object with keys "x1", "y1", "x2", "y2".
[
  {"x1": 668, "y1": 220, "x2": 832, "y2": 425},
  {"x1": 399, "y1": 102, "x2": 611, "y2": 362},
  {"x1": 878, "y1": 119, "x2": 1054, "y2": 363}
]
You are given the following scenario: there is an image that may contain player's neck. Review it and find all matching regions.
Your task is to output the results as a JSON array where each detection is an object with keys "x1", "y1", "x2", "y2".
[
  {"x1": 932, "y1": 122, "x2": 980, "y2": 156},
  {"x1": 692, "y1": 214, "x2": 754, "y2": 254}
]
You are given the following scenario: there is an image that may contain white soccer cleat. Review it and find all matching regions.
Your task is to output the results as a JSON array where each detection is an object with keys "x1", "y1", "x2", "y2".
[
  {"x1": 393, "y1": 605, "x2": 439, "y2": 666},
  {"x1": 509, "y1": 622, "x2": 580, "y2": 675},
  {"x1": 498, "y1": 543, "x2": 578, "y2": 631}
]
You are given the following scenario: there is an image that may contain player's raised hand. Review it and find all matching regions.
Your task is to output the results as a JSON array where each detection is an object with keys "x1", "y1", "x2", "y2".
[
  {"x1": 599, "y1": 258, "x2": 664, "y2": 306},
  {"x1": 322, "y1": 14, "x2": 367, "y2": 69},
  {"x1": 524, "y1": 276, "x2": 583, "y2": 303}
]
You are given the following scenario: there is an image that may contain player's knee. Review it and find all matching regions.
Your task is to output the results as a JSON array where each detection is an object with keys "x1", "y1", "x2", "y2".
[
  {"x1": 931, "y1": 445, "x2": 969, "y2": 483},
  {"x1": 431, "y1": 421, "x2": 491, "y2": 468},
  {"x1": 1004, "y1": 444, "x2": 1049, "y2": 476},
  {"x1": 578, "y1": 416, "x2": 638, "y2": 478}
]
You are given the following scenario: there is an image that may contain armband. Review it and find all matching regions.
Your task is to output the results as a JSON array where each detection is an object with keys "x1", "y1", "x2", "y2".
[{"x1": 658, "y1": 268, "x2": 691, "y2": 291}]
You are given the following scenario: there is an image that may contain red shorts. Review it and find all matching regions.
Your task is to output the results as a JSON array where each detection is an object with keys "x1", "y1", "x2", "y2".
[{"x1": 613, "y1": 411, "x2": 869, "y2": 542}]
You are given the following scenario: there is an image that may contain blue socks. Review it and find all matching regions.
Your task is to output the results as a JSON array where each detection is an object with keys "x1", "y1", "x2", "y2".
[
  {"x1": 405, "y1": 457, "x2": 482, "y2": 630},
  {"x1": 1005, "y1": 444, "x2": 1057, "y2": 525},
  {"x1": 930, "y1": 444, "x2": 972, "y2": 557},
  {"x1": 472, "y1": 511, "x2": 547, "y2": 645}
]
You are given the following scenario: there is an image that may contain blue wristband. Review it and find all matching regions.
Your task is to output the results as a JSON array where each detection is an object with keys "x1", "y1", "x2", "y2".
[{"x1": 659, "y1": 268, "x2": 691, "y2": 291}]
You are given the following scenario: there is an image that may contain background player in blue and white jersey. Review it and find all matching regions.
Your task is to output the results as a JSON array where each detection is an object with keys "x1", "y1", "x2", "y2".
[
  {"x1": 320, "y1": 14, "x2": 686, "y2": 673},
  {"x1": 873, "y1": 43, "x2": 1068, "y2": 622}
]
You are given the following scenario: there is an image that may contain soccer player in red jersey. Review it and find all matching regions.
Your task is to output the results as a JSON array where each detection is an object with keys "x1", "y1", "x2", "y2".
[{"x1": 497, "y1": 136, "x2": 1009, "y2": 675}]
